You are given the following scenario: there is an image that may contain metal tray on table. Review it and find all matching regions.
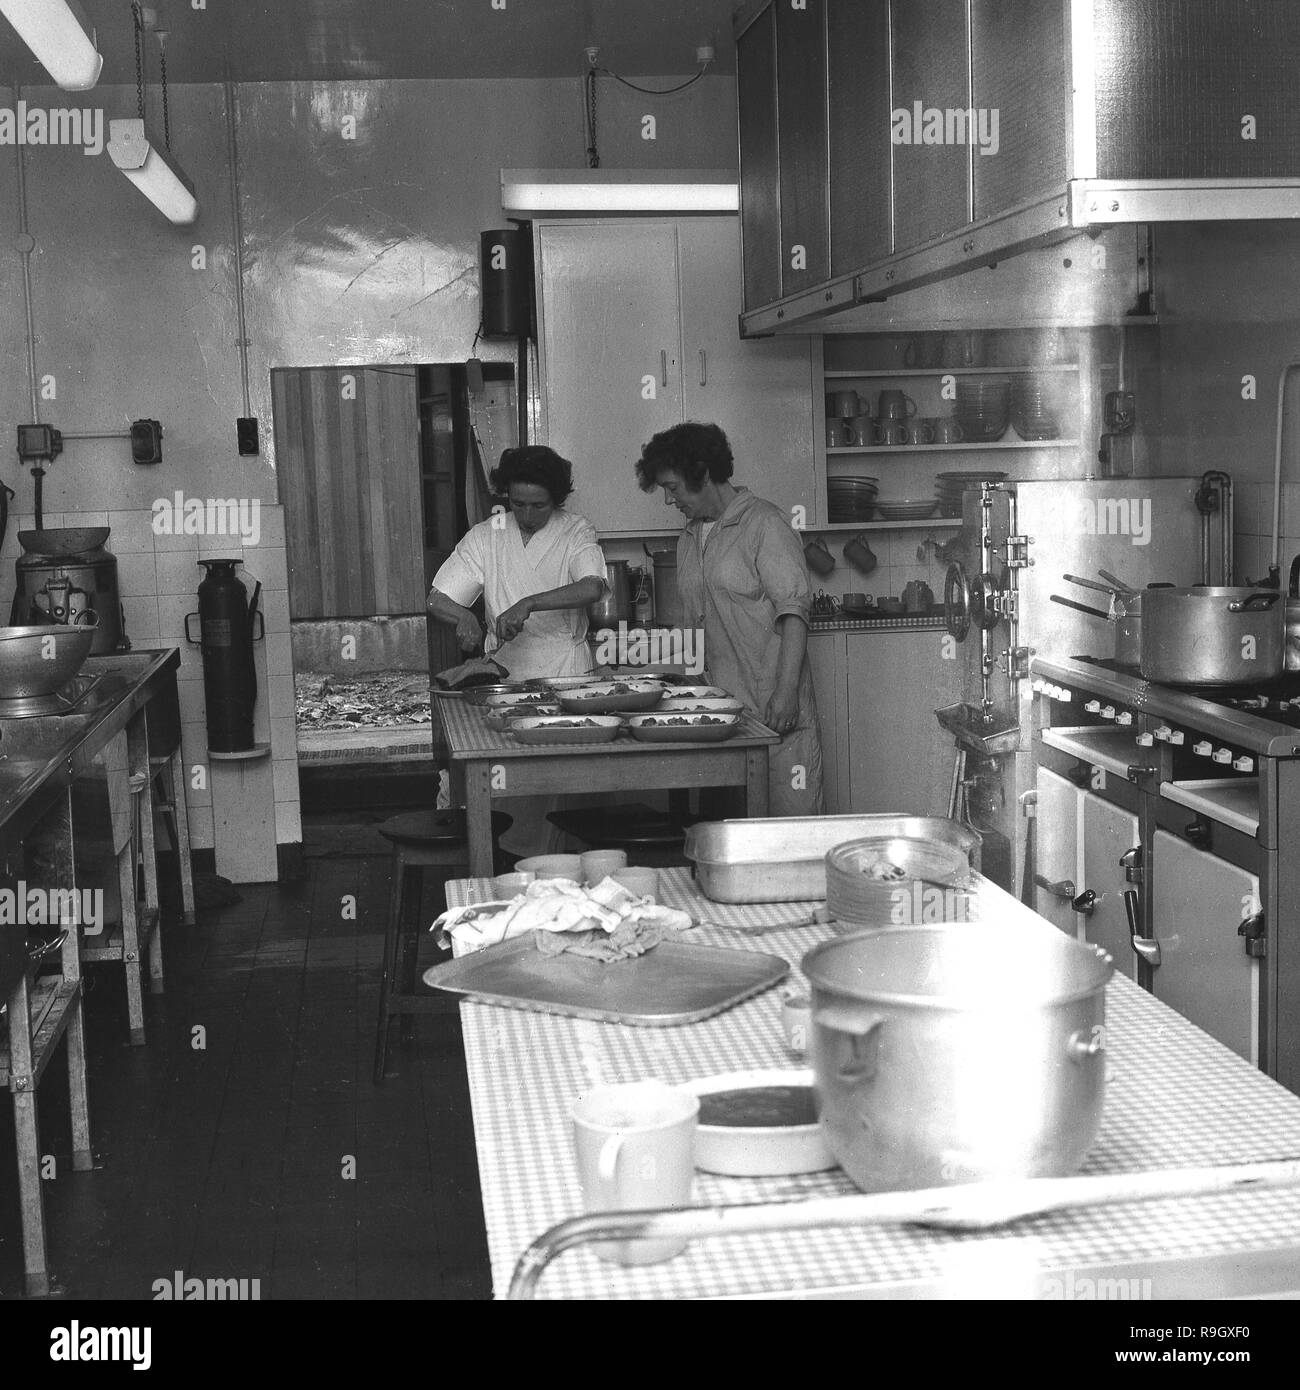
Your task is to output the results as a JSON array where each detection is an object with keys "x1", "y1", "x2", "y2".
[{"x1": 423, "y1": 936, "x2": 788, "y2": 1026}]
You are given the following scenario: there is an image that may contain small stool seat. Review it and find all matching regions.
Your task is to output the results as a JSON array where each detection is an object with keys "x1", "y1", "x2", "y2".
[
  {"x1": 377, "y1": 807, "x2": 497, "y2": 849},
  {"x1": 373, "y1": 806, "x2": 511, "y2": 1083},
  {"x1": 547, "y1": 803, "x2": 692, "y2": 866}
]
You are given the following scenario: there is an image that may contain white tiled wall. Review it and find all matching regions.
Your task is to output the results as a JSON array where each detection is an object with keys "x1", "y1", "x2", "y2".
[
  {"x1": 803, "y1": 529, "x2": 953, "y2": 607},
  {"x1": 1233, "y1": 481, "x2": 1293, "y2": 586},
  {"x1": 0, "y1": 505, "x2": 299, "y2": 878}
]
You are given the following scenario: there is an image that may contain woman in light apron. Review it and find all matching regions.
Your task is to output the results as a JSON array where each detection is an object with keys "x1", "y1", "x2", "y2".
[{"x1": 428, "y1": 446, "x2": 608, "y2": 855}]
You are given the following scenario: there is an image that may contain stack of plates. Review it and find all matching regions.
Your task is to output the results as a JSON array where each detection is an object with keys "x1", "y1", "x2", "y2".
[
  {"x1": 1011, "y1": 373, "x2": 1060, "y2": 440},
  {"x1": 828, "y1": 475, "x2": 879, "y2": 522},
  {"x1": 935, "y1": 470, "x2": 1008, "y2": 517},
  {"x1": 873, "y1": 498, "x2": 937, "y2": 520},
  {"x1": 954, "y1": 377, "x2": 1011, "y2": 442},
  {"x1": 825, "y1": 837, "x2": 971, "y2": 927}
]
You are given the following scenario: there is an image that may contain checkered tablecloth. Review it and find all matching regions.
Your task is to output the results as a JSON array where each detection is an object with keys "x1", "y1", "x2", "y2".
[{"x1": 444, "y1": 869, "x2": 1300, "y2": 1300}]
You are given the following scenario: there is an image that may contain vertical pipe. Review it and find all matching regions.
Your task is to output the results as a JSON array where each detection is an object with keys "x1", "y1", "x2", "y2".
[
  {"x1": 516, "y1": 336, "x2": 528, "y2": 445},
  {"x1": 224, "y1": 79, "x2": 252, "y2": 419},
  {"x1": 14, "y1": 83, "x2": 40, "y2": 425}
]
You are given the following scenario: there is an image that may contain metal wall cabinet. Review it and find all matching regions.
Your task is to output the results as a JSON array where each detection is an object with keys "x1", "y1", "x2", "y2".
[
  {"x1": 534, "y1": 218, "x2": 819, "y2": 536},
  {"x1": 827, "y1": 0, "x2": 892, "y2": 278},
  {"x1": 890, "y1": 0, "x2": 972, "y2": 251},
  {"x1": 735, "y1": 0, "x2": 1300, "y2": 335},
  {"x1": 775, "y1": 0, "x2": 830, "y2": 296}
]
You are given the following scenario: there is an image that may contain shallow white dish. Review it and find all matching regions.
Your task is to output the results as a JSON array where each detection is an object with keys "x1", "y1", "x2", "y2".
[
  {"x1": 658, "y1": 696, "x2": 745, "y2": 714},
  {"x1": 681, "y1": 1067, "x2": 835, "y2": 1176}
]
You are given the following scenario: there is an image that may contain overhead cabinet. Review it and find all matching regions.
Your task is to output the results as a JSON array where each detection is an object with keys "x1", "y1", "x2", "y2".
[
  {"x1": 534, "y1": 218, "x2": 819, "y2": 535},
  {"x1": 734, "y1": 0, "x2": 1300, "y2": 334}
]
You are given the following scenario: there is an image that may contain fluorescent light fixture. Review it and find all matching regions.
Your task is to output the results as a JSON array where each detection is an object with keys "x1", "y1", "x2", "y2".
[
  {"x1": 107, "y1": 118, "x2": 198, "y2": 225},
  {"x1": 0, "y1": 0, "x2": 103, "y2": 90},
  {"x1": 502, "y1": 169, "x2": 739, "y2": 217}
]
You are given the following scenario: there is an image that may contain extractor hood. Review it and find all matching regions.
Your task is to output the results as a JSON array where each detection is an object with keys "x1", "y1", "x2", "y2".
[{"x1": 737, "y1": 0, "x2": 1300, "y2": 335}]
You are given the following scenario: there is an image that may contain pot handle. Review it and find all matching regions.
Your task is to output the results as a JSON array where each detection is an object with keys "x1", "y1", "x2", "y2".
[
  {"x1": 1228, "y1": 593, "x2": 1280, "y2": 612},
  {"x1": 1066, "y1": 1027, "x2": 1106, "y2": 1063},
  {"x1": 813, "y1": 1004, "x2": 887, "y2": 1083}
]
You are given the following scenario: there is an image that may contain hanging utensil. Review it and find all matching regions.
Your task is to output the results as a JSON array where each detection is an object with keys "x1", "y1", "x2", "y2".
[
  {"x1": 1050, "y1": 594, "x2": 1111, "y2": 621},
  {"x1": 1097, "y1": 568, "x2": 1137, "y2": 595}
]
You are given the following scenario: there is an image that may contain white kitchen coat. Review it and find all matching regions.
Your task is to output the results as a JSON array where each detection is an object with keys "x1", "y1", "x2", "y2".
[
  {"x1": 431, "y1": 507, "x2": 609, "y2": 856},
  {"x1": 431, "y1": 508, "x2": 608, "y2": 680}
]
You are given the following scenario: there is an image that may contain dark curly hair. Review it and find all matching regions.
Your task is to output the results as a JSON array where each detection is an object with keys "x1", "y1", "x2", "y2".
[
  {"x1": 635, "y1": 422, "x2": 735, "y2": 493},
  {"x1": 489, "y1": 445, "x2": 574, "y2": 505}
]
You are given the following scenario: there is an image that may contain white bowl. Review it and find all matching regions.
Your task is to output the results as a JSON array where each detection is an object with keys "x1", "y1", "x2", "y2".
[
  {"x1": 681, "y1": 1068, "x2": 836, "y2": 1176},
  {"x1": 515, "y1": 854, "x2": 583, "y2": 881}
]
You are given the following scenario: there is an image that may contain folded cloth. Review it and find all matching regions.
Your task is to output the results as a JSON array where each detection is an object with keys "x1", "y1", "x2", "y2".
[
  {"x1": 433, "y1": 877, "x2": 690, "y2": 953},
  {"x1": 535, "y1": 918, "x2": 664, "y2": 962},
  {"x1": 433, "y1": 656, "x2": 509, "y2": 691}
]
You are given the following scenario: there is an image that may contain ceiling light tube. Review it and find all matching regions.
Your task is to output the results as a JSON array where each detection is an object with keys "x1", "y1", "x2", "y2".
[
  {"x1": 107, "y1": 118, "x2": 198, "y2": 225},
  {"x1": 0, "y1": 0, "x2": 103, "y2": 90},
  {"x1": 501, "y1": 168, "x2": 739, "y2": 217}
]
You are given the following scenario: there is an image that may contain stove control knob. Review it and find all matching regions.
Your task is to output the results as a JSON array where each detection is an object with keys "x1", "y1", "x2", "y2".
[
  {"x1": 1116, "y1": 711, "x2": 1133, "y2": 726},
  {"x1": 1057, "y1": 688, "x2": 1072, "y2": 703},
  {"x1": 1212, "y1": 747, "x2": 1232, "y2": 764},
  {"x1": 1154, "y1": 726, "x2": 1172, "y2": 741},
  {"x1": 1101, "y1": 706, "x2": 1116, "y2": 720},
  {"x1": 1233, "y1": 755, "x2": 1255, "y2": 773},
  {"x1": 1032, "y1": 678, "x2": 1046, "y2": 694},
  {"x1": 1084, "y1": 700, "x2": 1101, "y2": 714},
  {"x1": 1193, "y1": 740, "x2": 1212, "y2": 757},
  {"x1": 1169, "y1": 730, "x2": 1185, "y2": 746},
  {"x1": 1135, "y1": 732, "x2": 1154, "y2": 747}
]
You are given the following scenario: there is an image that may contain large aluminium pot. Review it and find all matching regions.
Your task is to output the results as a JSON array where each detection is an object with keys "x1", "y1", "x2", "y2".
[
  {"x1": 802, "y1": 925, "x2": 1113, "y2": 1193},
  {"x1": 1138, "y1": 586, "x2": 1283, "y2": 686}
]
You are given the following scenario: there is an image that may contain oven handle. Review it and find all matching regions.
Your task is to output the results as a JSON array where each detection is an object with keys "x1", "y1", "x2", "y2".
[{"x1": 1126, "y1": 888, "x2": 1160, "y2": 967}]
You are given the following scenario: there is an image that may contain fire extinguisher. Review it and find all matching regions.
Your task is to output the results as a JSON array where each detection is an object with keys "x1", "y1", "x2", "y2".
[{"x1": 184, "y1": 559, "x2": 265, "y2": 752}]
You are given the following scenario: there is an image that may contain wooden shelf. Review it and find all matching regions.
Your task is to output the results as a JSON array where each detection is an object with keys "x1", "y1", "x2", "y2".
[
  {"x1": 825, "y1": 365, "x2": 1080, "y2": 378},
  {"x1": 828, "y1": 440, "x2": 1078, "y2": 454},
  {"x1": 812, "y1": 519, "x2": 962, "y2": 532}
]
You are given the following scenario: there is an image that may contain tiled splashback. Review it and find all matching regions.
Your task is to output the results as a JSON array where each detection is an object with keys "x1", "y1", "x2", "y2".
[{"x1": 0, "y1": 507, "x2": 300, "y2": 858}]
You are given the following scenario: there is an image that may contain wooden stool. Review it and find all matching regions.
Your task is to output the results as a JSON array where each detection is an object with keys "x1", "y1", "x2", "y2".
[
  {"x1": 373, "y1": 807, "x2": 511, "y2": 1084},
  {"x1": 151, "y1": 751, "x2": 197, "y2": 926}
]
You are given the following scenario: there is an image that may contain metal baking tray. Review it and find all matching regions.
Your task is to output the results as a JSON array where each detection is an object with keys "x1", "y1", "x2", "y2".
[
  {"x1": 423, "y1": 936, "x2": 788, "y2": 1026},
  {"x1": 684, "y1": 815, "x2": 983, "y2": 903}
]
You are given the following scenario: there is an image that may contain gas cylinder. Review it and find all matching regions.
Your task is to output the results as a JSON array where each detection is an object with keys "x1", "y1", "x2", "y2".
[{"x1": 184, "y1": 559, "x2": 263, "y2": 752}]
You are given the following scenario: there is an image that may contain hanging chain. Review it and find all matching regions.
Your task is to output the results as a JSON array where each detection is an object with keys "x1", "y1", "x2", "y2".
[
  {"x1": 132, "y1": 2, "x2": 145, "y2": 121},
  {"x1": 586, "y1": 70, "x2": 599, "y2": 168},
  {"x1": 159, "y1": 34, "x2": 171, "y2": 149}
]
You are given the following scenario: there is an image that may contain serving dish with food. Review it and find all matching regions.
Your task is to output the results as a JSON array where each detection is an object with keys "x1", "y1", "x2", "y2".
[
  {"x1": 681, "y1": 1067, "x2": 836, "y2": 1176},
  {"x1": 555, "y1": 680, "x2": 666, "y2": 714},
  {"x1": 626, "y1": 711, "x2": 741, "y2": 743},
  {"x1": 507, "y1": 714, "x2": 625, "y2": 745},
  {"x1": 484, "y1": 702, "x2": 561, "y2": 731},
  {"x1": 658, "y1": 696, "x2": 745, "y2": 715}
]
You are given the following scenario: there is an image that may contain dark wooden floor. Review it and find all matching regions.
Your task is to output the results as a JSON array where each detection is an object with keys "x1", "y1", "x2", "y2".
[{"x1": 0, "y1": 794, "x2": 491, "y2": 1300}]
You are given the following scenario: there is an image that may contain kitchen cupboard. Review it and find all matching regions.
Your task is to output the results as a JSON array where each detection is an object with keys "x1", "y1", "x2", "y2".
[
  {"x1": 808, "y1": 630, "x2": 964, "y2": 818},
  {"x1": 534, "y1": 218, "x2": 820, "y2": 536},
  {"x1": 774, "y1": 0, "x2": 829, "y2": 295},
  {"x1": 1033, "y1": 767, "x2": 1080, "y2": 936},
  {"x1": 1080, "y1": 791, "x2": 1140, "y2": 982},
  {"x1": 806, "y1": 630, "x2": 848, "y2": 814},
  {"x1": 1150, "y1": 830, "x2": 1260, "y2": 1067}
]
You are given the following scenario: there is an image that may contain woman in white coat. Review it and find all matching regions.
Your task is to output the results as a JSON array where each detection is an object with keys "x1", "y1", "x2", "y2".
[{"x1": 428, "y1": 445, "x2": 608, "y2": 855}]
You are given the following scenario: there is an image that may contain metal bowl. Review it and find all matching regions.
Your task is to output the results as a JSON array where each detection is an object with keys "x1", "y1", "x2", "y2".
[
  {"x1": 464, "y1": 682, "x2": 526, "y2": 706},
  {"x1": 0, "y1": 623, "x2": 96, "y2": 698},
  {"x1": 18, "y1": 526, "x2": 110, "y2": 555},
  {"x1": 826, "y1": 836, "x2": 973, "y2": 928}
]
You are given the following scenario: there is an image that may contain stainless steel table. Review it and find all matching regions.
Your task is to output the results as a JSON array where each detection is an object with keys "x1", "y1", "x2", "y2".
[{"x1": 444, "y1": 868, "x2": 1300, "y2": 1300}]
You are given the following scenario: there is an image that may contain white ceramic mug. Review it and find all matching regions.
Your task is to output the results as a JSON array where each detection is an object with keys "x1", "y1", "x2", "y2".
[
  {"x1": 571, "y1": 1080, "x2": 699, "y2": 1264},
  {"x1": 581, "y1": 849, "x2": 628, "y2": 884},
  {"x1": 611, "y1": 866, "x2": 659, "y2": 901}
]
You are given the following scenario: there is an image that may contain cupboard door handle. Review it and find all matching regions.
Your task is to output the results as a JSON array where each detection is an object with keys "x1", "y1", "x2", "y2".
[
  {"x1": 660, "y1": 350, "x2": 668, "y2": 388},
  {"x1": 699, "y1": 348, "x2": 707, "y2": 387}
]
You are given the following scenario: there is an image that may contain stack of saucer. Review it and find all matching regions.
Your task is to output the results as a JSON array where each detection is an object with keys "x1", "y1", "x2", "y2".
[{"x1": 935, "y1": 470, "x2": 1008, "y2": 517}]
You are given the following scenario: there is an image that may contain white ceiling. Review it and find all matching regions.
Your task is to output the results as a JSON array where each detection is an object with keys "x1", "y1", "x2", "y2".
[{"x1": 0, "y1": 0, "x2": 741, "y2": 85}]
